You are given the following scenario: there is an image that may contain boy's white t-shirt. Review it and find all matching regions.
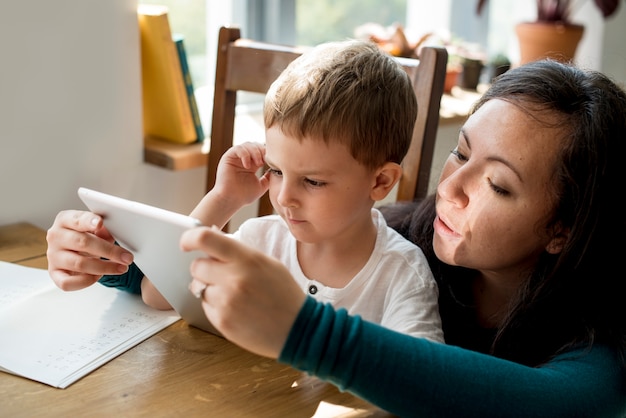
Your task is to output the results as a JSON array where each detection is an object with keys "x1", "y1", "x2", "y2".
[{"x1": 233, "y1": 208, "x2": 444, "y2": 343}]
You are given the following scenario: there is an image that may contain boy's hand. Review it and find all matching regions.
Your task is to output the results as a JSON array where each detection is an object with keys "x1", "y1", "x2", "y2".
[{"x1": 214, "y1": 142, "x2": 270, "y2": 207}]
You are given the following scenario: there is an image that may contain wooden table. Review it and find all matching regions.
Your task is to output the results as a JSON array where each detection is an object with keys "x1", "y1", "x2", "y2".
[{"x1": 0, "y1": 223, "x2": 392, "y2": 417}]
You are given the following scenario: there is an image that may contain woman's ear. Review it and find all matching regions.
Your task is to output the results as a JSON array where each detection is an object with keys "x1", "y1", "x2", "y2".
[
  {"x1": 545, "y1": 228, "x2": 570, "y2": 254},
  {"x1": 371, "y1": 162, "x2": 402, "y2": 201}
]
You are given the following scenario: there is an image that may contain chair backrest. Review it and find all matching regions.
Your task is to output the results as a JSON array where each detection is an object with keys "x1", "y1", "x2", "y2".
[{"x1": 206, "y1": 26, "x2": 447, "y2": 225}]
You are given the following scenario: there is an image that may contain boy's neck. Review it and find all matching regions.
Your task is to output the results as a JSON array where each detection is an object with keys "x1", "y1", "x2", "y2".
[{"x1": 296, "y1": 218, "x2": 378, "y2": 289}]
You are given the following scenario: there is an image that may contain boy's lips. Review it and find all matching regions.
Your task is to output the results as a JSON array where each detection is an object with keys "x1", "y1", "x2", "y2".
[{"x1": 281, "y1": 210, "x2": 305, "y2": 225}]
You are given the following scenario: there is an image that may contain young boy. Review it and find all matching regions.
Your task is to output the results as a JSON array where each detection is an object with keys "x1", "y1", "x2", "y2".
[{"x1": 88, "y1": 40, "x2": 443, "y2": 342}]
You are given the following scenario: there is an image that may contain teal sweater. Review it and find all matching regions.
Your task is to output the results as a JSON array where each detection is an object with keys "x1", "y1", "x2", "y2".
[{"x1": 280, "y1": 297, "x2": 626, "y2": 418}]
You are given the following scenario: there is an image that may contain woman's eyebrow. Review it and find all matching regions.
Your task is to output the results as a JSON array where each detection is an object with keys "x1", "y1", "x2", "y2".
[
  {"x1": 461, "y1": 127, "x2": 523, "y2": 182},
  {"x1": 487, "y1": 156, "x2": 523, "y2": 182}
]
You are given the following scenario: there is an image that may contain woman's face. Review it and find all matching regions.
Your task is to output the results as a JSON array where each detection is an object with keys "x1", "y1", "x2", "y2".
[{"x1": 433, "y1": 99, "x2": 566, "y2": 282}]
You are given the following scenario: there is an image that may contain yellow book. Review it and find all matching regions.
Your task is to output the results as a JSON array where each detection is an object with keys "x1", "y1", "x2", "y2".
[{"x1": 138, "y1": 4, "x2": 196, "y2": 144}]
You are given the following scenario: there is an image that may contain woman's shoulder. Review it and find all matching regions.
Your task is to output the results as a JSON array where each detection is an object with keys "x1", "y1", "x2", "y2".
[
  {"x1": 546, "y1": 344, "x2": 626, "y2": 416},
  {"x1": 554, "y1": 343, "x2": 624, "y2": 371}
]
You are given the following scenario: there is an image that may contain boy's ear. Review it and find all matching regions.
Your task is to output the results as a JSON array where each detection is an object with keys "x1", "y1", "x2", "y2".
[{"x1": 371, "y1": 162, "x2": 402, "y2": 201}]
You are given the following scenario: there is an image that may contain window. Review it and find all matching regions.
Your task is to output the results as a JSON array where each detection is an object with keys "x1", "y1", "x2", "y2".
[
  {"x1": 138, "y1": 1, "x2": 531, "y2": 90},
  {"x1": 294, "y1": 0, "x2": 408, "y2": 46}
]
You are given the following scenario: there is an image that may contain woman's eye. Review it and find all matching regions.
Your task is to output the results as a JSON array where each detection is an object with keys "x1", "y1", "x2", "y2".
[
  {"x1": 451, "y1": 148, "x2": 468, "y2": 162},
  {"x1": 488, "y1": 179, "x2": 510, "y2": 196}
]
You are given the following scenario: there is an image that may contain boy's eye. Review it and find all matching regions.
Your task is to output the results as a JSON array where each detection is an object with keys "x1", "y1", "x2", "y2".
[
  {"x1": 267, "y1": 168, "x2": 282, "y2": 177},
  {"x1": 305, "y1": 178, "x2": 326, "y2": 187},
  {"x1": 266, "y1": 168, "x2": 326, "y2": 187}
]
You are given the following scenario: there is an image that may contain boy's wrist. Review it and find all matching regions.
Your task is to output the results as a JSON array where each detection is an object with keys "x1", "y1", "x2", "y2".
[
  {"x1": 207, "y1": 188, "x2": 246, "y2": 212},
  {"x1": 192, "y1": 188, "x2": 246, "y2": 228}
]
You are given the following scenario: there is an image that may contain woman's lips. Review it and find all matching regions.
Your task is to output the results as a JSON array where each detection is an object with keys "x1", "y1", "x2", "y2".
[{"x1": 434, "y1": 214, "x2": 461, "y2": 237}]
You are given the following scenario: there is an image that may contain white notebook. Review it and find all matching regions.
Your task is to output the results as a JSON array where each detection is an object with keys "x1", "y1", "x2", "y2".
[{"x1": 0, "y1": 261, "x2": 179, "y2": 388}]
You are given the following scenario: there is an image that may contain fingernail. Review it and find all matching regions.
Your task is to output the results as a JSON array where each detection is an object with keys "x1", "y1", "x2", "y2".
[{"x1": 121, "y1": 253, "x2": 133, "y2": 264}]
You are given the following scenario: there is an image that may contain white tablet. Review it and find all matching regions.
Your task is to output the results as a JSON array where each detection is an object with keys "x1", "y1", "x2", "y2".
[{"x1": 78, "y1": 187, "x2": 220, "y2": 336}]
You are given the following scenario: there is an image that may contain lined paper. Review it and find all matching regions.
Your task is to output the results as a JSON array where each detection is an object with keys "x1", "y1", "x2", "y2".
[{"x1": 0, "y1": 261, "x2": 180, "y2": 388}]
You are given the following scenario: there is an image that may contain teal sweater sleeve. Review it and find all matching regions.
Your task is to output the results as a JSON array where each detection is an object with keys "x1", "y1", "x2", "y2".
[
  {"x1": 279, "y1": 297, "x2": 626, "y2": 418},
  {"x1": 98, "y1": 262, "x2": 144, "y2": 295}
]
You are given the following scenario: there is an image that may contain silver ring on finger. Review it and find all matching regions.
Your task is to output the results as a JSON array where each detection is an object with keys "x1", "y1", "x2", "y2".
[{"x1": 193, "y1": 284, "x2": 208, "y2": 300}]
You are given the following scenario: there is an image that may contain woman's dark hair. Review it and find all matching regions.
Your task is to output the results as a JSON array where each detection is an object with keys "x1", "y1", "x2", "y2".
[{"x1": 383, "y1": 60, "x2": 626, "y2": 366}]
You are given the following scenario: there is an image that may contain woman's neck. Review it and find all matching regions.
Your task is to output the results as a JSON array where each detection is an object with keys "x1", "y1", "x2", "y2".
[{"x1": 472, "y1": 272, "x2": 522, "y2": 328}]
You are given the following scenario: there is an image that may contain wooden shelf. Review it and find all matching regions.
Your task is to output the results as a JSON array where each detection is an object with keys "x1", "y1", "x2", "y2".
[{"x1": 143, "y1": 136, "x2": 209, "y2": 170}]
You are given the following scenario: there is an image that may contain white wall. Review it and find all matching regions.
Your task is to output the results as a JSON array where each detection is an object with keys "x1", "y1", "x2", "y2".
[
  {"x1": 0, "y1": 0, "x2": 206, "y2": 231},
  {"x1": 601, "y1": 4, "x2": 626, "y2": 88}
]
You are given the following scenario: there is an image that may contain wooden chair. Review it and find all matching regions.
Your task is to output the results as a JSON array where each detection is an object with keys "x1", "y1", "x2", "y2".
[{"x1": 206, "y1": 26, "x2": 447, "y2": 225}]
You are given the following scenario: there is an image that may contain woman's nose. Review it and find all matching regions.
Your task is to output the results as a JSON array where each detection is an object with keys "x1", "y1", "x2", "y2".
[{"x1": 437, "y1": 165, "x2": 470, "y2": 208}]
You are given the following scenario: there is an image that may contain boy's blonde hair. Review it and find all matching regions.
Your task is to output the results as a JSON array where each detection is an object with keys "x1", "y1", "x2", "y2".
[{"x1": 264, "y1": 39, "x2": 417, "y2": 170}]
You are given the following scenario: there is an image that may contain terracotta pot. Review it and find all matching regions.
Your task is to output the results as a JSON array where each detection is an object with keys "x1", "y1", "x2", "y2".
[
  {"x1": 515, "y1": 22, "x2": 584, "y2": 65},
  {"x1": 444, "y1": 65, "x2": 461, "y2": 93}
]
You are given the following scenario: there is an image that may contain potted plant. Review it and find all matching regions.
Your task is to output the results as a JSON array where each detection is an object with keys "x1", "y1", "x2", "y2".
[
  {"x1": 476, "y1": 0, "x2": 623, "y2": 64},
  {"x1": 452, "y1": 41, "x2": 487, "y2": 90},
  {"x1": 487, "y1": 52, "x2": 511, "y2": 81}
]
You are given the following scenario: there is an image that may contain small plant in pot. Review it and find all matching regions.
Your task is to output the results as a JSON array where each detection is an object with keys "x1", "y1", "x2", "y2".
[
  {"x1": 476, "y1": 0, "x2": 624, "y2": 64},
  {"x1": 449, "y1": 41, "x2": 487, "y2": 90},
  {"x1": 488, "y1": 53, "x2": 511, "y2": 81},
  {"x1": 477, "y1": 0, "x2": 622, "y2": 22}
]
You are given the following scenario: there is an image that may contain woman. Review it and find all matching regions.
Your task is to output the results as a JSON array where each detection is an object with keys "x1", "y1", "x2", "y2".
[{"x1": 182, "y1": 60, "x2": 626, "y2": 417}]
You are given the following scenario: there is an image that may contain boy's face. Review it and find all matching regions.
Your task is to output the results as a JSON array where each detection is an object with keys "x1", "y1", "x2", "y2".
[{"x1": 264, "y1": 126, "x2": 378, "y2": 244}]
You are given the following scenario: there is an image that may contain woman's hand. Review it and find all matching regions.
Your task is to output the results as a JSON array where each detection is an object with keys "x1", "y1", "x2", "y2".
[
  {"x1": 182, "y1": 226, "x2": 306, "y2": 359},
  {"x1": 46, "y1": 210, "x2": 134, "y2": 291}
]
